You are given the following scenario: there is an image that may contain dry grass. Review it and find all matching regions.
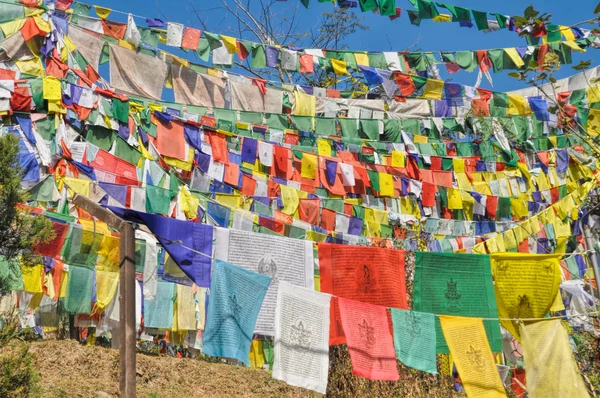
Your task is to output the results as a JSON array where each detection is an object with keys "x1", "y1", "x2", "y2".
[
  {"x1": 29, "y1": 340, "x2": 318, "y2": 398},
  {"x1": 26, "y1": 339, "x2": 458, "y2": 398}
]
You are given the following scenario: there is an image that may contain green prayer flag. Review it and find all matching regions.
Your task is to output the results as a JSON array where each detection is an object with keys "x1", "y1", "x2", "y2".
[
  {"x1": 0, "y1": 256, "x2": 23, "y2": 291},
  {"x1": 196, "y1": 38, "x2": 211, "y2": 62},
  {"x1": 62, "y1": 226, "x2": 102, "y2": 266},
  {"x1": 455, "y1": 51, "x2": 477, "y2": 72},
  {"x1": 497, "y1": 197, "x2": 512, "y2": 219},
  {"x1": 358, "y1": 0, "x2": 378, "y2": 12},
  {"x1": 85, "y1": 126, "x2": 115, "y2": 151},
  {"x1": 300, "y1": 0, "x2": 309, "y2": 8},
  {"x1": 29, "y1": 79, "x2": 44, "y2": 111},
  {"x1": 391, "y1": 309, "x2": 438, "y2": 374},
  {"x1": 490, "y1": 92, "x2": 508, "y2": 117},
  {"x1": 291, "y1": 115, "x2": 313, "y2": 132},
  {"x1": 352, "y1": 204, "x2": 365, "y2": 220},
  {"x1": 266, "y1": 113, "x2": 289, "y2": 130},
  {"x1": 366, "y1": 169, "x2": 380, "y2": 192},
  {"x1": 546, "y1": 23, "x2": 562, "y2": 43},
  {"x1": 413, "y1": 252, "x2": 502, "y2": 354},
  {"x1": 204, "y1": 32, "x2": 222, "y2": 49},
  {"x1": 322, "y1": 198, "x2": 344, "y2": 213},
  {"x1": 472, "y1": 10, "x2": 489, "y2": 30},
  {"x1": 439, "y1": 4, "x2": 470, "y2": 21},
  {"x1": 487, "y1": 49, "x2": 504, "y2": 72},
  {"x1": 495, "y1": 13, "x2": 507, "y2": 29},
  {"x1": 239, "y1": 111, "x2": 263, "y2": 124},
  {"x1": 146, "y1": 185, "x2": 174, "y2": 215},
  {"x1": 417, "y1": 0, "x2": 439, "y2": 19},
  {"x1": 28, "y1": 175, "x2": 57, "y2": 202},
  {"x1": 65, "y1": 265, "x2": 94, "y2": 314},
  {"x1": 315, "y1": 117, "x2": 336, "y2": 136},
  {"x1": 252, "y1": 44, "x2": 267, "y2": 69},
  {"x1": 402, "y1": 119, "x2": 421, "y2": 134},
  {"x1": 367, "y1": 53, "x2": 388, "y2": 68},
  {"x1": 359, "y1": 119, "x2": 379, "y2": 141},
  {"x1": 72, "y1": 2, "x2": 91, "y2": 16},
  {"x1": 379, "y1": 0, "x2": 397, "y2": 16},
  {"x1": 112, "y1": 99, "x2": 129, "y2": 124},
  {"x1": 382, "y1": 119, "x2": 402, "y2": 142},
  {"x1": 339, "y1": 118, "x2": 359, "y2": 139},
  {"x1": 407, "y1": 10, "x2": 422, "y2": 26},
  {"x1": 114, "y1": 137, "x2": 142, "y2": 166},
  {"x1": 35, "y1": 116, "x2": 55, "y2": 141}
]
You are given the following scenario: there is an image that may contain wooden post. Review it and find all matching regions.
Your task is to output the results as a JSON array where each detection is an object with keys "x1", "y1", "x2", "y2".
[{"x1": 71, "y1": 194, "x2": 136, "y2": 397}]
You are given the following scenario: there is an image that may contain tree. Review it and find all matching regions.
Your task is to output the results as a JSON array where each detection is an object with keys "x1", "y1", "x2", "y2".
[
  {"x1": 188, "y1": 1, "x2": 369, "y2": 90},
  {"x1": 0, "y1": 134, "x2": 53, "y2": 292}
]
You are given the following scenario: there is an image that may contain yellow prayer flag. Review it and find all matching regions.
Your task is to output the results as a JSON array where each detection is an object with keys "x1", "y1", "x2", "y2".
[
  {"x1": 279, "y1": 184, "x2": 299, "y2": 215},
  {"x1": 301, "y1": 153, "x2": 317, "y2": 179},
  {"x1": 412, "y1": 134, "x2": 428, "y2": 144},
  {"x1": 432, "y1": 14, "x2": 451, "y2": 22},
  {"x1": 452, "y1": 158, "x2": 465, "y2": 173},
  {"x1": 563, "y1": 40, "x2": 585, "y2": 52},
  {"x1": 43, "y1": 77, "x2": 61, "y2": 101},
  {"x1": 587, "y1": 85, "x2": 600, "y2": 104},
  {"x1": 560, "y1": 26, "x2": 576, "y2": 41},
  {"x1": 439, "y1": 316, "x2": 507, "y2": 398},
  {"x1": 317, "y1": 138, "x2": 332, "y2": 157},
  {"x1": 503, "y1": 229, "x2": 517, "y2": 250},
  {"x1": 331, "y1": 58, "x2": 349, "y2": 76},
  {"x1": 491, "y1": 253, "x2": 561, "y2": 341},
  {"x1": 365, "y1": 220, "x2": 381, "y2": 237},
  {"x1": 379, "y1": 172, "x2": 394, "y2": 197},
  {"x1": 354, "y1": 52, "x2": 369, "y2": 66},
  {"x1": 471, "y1": 242, "x2": 486, "y2": 254},
  {"x1": 422, "y1": 79, "x2": 444, "y2": 100},
  {"x1": 221, "y1": 35, "x2": 238, "y2": 54},
  {"x1": 22, "y1": 262, "x2": 43, "y2": 293},
  {"x1": 447, "y1": 188, "x2": 463, "y2": 210},
  {"x1": 63, "y1": 177, "x2": 90, "y2": 196},
  {"x1": 0, "y1": 19, "x2": 24, "y2": 37},
  {"x1": 520, "y1": 319, "x2": 589, "y2": 398},
  {"x1": 294, "y1": 91, "x2": 316, "y2": 116},
  {"x1": 33, "y1": 15, "x2": 51, "y2": 33},
  {"x1": 119, "y1": 40, "x2": 137, "y2": 51},
  {"x1": 94, "y1": 6, "x2": 112, "y2": 19},
  {"x1": 507, "y1": 94, "x2": 532, "y2": 116},
  {"x1": 92, "y1": 270, "x2": 119, "y2": 315},
  {"x1": 15, "y1": 58, "x2": 45, "y2": 78},
  {"x1": 249, "y1": 339, "x2": 265, "y2": 369},
  {"x1": 391, "y1": 150, "x2": 405, "y2": 167},
  {"x1": 504, "y1": 48, "x2": 525, "y2": 68}
]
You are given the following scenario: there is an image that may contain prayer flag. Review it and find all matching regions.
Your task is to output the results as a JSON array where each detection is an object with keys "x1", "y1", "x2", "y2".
[
  {"x1": 390, "y1": 309, "x2": 437, "y2": 374},
  {"x1": 338, "y1": 298, "x2": 399, "y2": 381},
  {"x1": 203, "y1": 260, "x2": 271, "y2": 366}
]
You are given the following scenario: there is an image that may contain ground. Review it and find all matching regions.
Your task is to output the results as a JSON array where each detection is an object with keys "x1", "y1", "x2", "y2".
[{"x1": 27, "y1": 340, "x2": 318, "y2": 398}]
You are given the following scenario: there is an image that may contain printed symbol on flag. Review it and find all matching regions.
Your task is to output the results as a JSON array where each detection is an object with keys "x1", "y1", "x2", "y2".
[
  {"x1": 226, "y1": 293, "x2": 242, "y2": 321},
  {"x1": 542, "y1": 261, "x2": 554, "y2": 275},
  {"x1": 257, "y1": 254, "x2": 278, "y2": 280},
  {"x1": 355, "y1": 264, "x2": 378, "y2": 293},
  {"x1": 358, "y1": 319, "x2": 376, "y2": 350},
  {"x1": 496, "y1": 261, "x2": 509, "y2": 275},
  {"x1": 406, "y1": 312, "x2": 422, "y2": 338},
  {"x1": 466, "y1": 344, "x2": 485, "y2": 370},
  {"x1": 516, "y1": 294, "x2": 534, "y2": 319},
  {"x1": 444, "y1": 278, "x2": 461, "y2": 312},
  {"x1": 289, "y1": 318, "x2": 312, "y2": 353}
]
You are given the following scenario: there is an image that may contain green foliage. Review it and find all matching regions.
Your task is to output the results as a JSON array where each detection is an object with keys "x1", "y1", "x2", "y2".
[
  {"x1": 572, "y1": 60, "x2": 592, "y2": 71},
  {"x1": 0, "y1": 318, "x2": 40, "y2": 397},
  {"x1": 0, "y1": 134, "x2": 53, "y2": 292}
]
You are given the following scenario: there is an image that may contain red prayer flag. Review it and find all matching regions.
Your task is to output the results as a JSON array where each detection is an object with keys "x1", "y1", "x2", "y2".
[
  {"x1": 298, "y1": 198, "x2": 320, "y2": 225},
  {"x1": 472, "y1": 98, "x2": 490, "y2": 116},
  {"x1": 240, "y1": 174, "x2": 256, "y2": 196},
  {"x1": 318, "y1": 243, "x2": 407, "y2": 345},
  {"x1": 337, "y1": 297, "x2": 400, "y2": 381},
  {"x1": 208, "y1": 132, "x2": 229, "y2": 164},
  {"x1": 274, "y1": 145, "x2": 290, "y2": 173},
  {"x1": 224, "y1": 162, "x2": 240, "y2": 187},
  {"x1": 476, "y1": 50, "x2": 492, "y2": 72},
  {"x1": 486, "y1": 195, "x2": 498, "y2": 219},
  {"x1": 35, "y1": 222, "x2": 70, "y2": 258},
  {"x1": 394, "y1": 73, "x2": 415, "y2": 97},
  {"x1": 421, "y1": 181, "x2": 436, "y2": 207},
  {"x1": 320, "y1": 208, "x2": 336, "y2": 231},
  {"x1": 156, "y1": 119, "x2": 186, "y2": 160},
  {"x1": 299, "y1": 54, "x2": 314, "y2": 74},
  {"x1": 101, "y1": 20, "x2": 126, "y2": 39},
  {"x1": 181, "y1": 27, "x2": 201, "y2": 50}
]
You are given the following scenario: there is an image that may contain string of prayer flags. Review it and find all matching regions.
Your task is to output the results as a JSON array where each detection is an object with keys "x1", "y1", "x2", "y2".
[
  {"x1": 318, "y1": 243, "x2": 407, "y2": 345},
  {"x1": 202, "y1": 259, "x2": 271, "y2": 366},
  {"x1": 520, "y1": 319, "x2": 590, "y2": 398},
  {"x1": 413, "y1": 252, "x2": 502, "y2": 353},
  {"x1": 214, "y1": 227, "x2": 314, "y2": 336},
  {"x1": 439, "y1": 316, "x2": 508, "y2": 397},
  {"x1": 337, "y1": 297, "x2": 400, "y2": 381},
  {"x1": 491, "y1": 253, "x2": 562, "y2": 341},
  {"x1": 390, "y1": 309, "x2": 437, "y2": 374},
  {"x1": 272, "y1": 282, "x2": 331, "y2": 394}
]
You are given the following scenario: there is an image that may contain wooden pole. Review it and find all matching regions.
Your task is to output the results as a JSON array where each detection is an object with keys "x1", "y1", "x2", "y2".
[{"x1": 71, "y1": 194, "x2": 136, "y2": 397}]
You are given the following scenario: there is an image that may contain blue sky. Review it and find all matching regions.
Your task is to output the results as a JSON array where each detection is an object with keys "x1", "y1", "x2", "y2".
[{"x1": 91, "y1": 0, "x2": 600, "y2": 93}]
